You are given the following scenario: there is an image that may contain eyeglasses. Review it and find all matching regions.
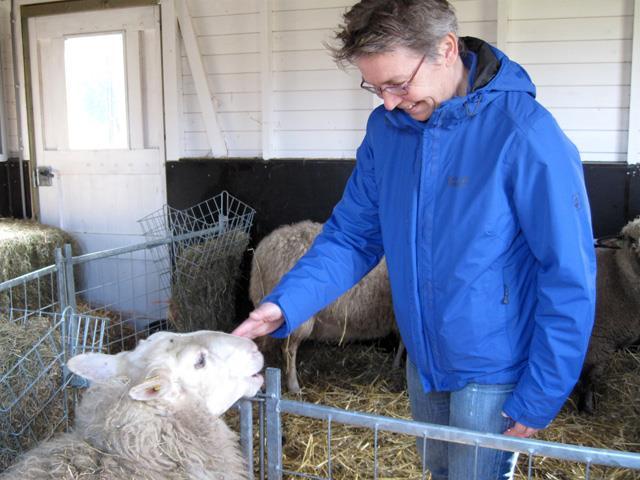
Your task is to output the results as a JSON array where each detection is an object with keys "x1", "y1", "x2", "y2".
[{"x1": 360, "y1": 54, "x2": 426, "y2": 97}]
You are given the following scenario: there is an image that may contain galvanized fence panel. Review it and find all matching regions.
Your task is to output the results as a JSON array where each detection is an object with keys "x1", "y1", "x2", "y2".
[
  {"x1": 0, "y1": 307, "x2": 106, "y2": 469},
  {"x1": 1, "y1": 256, "x2": 70, "y2": 465},
  {"x1": 0, "y1": 310, "x2": 68, "y2": 465},
  {"x1": 66, "y1": 239, "x2": 173, "y2": 353},
  {"x1": 255, "y1": 368, "x2": 640, "y2": 480},
  {"x1": 0, "y1": 263, "x2": 62, "y2": 314}
]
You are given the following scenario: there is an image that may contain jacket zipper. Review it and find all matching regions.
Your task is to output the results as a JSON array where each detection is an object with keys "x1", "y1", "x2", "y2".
[{"x1": 502, "y1": 284, "x2": 510, "y2": 304}]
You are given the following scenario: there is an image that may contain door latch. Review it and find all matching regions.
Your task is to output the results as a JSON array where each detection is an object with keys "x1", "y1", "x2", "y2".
[{"x1": 36, "y1": 166, "x2": 54, "y2": 187}]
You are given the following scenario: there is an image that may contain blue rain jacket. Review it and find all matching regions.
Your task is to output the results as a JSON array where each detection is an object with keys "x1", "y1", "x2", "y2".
[{"x1": 265, "y1": 38, "x2": 596, "y2": 429}]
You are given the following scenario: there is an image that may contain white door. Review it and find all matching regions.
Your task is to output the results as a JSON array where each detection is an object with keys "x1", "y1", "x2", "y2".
[
  {"x1": 28, "y1": 6, "x2": 167, "y2": 321},
  {"x1": 29, "y1": 5, "x2": 165, "y2": 253}
]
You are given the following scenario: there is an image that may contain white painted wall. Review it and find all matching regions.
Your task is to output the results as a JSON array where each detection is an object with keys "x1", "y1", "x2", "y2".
[
  {"x1": 506, "y1": 0, "x2": 634, "y2": 162},
  {"x1": 181, "y1": 0, "x2": 262, "y2": 157},
  {"x1": 179, "y1": 0, "x2": 636, "y2": 162},
  {"x1": 0, "y1": 1, "x2": 18, "y2": 156},
  {"x1": 0, "y1": 0, "x2": 637, "y2": 162},
  {"x1": 181, "y1": 0, "x2": 500, "y2": 159}
]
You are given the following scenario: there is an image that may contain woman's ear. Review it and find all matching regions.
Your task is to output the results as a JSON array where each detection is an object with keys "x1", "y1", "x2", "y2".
[{"x1": 440, "y1": 33, "x2": 459, "y2": 67}]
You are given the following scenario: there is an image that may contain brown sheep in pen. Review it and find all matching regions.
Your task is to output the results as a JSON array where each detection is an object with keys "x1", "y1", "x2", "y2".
[
  {"x1": 249, "y1": 220, "x2": 402, "y2": 393},
  {"x1": 575, "y1": 217, "x2": 640, "y2": 413}
]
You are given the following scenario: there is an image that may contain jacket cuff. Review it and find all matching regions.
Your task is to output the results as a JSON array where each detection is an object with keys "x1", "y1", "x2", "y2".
[
  {"x1": 502, "y1": 395, "x2": 553, "y2": 430},
  {"x1": 262, "y1": 293, "x2": 297, "y2": 338}
]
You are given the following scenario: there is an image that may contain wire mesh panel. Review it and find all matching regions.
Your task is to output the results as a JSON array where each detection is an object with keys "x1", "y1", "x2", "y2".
[
  {"x1": 0, "y1": 309, "x2": 106, "y2": 471},
  {"x1": 138, "y1": 190, "x2": 255, "y2": 280},
  {"x1": 172, "y1": 191, "x2": 255, "y2": 281},
  {"x1": 0, "y1": 265, "x2": 61, "y2": 314},
  {"x1": 138, "y1": 191, "x2": 255, "y2": 333},
  {"x1": 71, "y1": 244, "x2": 171, "y2": 354},
  {"x1": 1, "y1": 261, "x2": 67, "y2": 471}
]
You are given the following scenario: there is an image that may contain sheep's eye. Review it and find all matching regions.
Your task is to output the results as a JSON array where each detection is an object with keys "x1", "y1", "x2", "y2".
[{"x1": 194, "y1": 352, "x2": 206, "y2": 369}]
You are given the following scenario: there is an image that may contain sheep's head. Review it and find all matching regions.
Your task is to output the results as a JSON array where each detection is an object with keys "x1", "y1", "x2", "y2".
[
  {"x1": 67, "y1": 330, "x2": 264, "y2": 417},
  {"x1": 621, "y1": 216, "x2": 640, "y2": 257}
]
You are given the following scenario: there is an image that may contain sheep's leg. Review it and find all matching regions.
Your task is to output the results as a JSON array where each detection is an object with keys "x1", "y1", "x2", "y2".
[
  {"x1": 392, "y1": 339, "x2": 405, "y2": 369},
  {"x1": 582, "y1": 388, "x2": 595, "y2": 415},
  {"x1": 283, "y1": 335, "x2": 304, "y2": 394},
  {"x1": 580, "y1": 361, "x2": 607, "y2": 414},
  {"x1": 577, "y1": 375, "x2": 596, "y2": 415},
  {"x1": 282, "y1": 320, "x2": 314, "y2": 394},
  {"x1": 576, "y1": 357, "x2": 609, "y2": 414}
]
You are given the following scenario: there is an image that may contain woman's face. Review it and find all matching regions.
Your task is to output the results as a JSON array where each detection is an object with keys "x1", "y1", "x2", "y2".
[{"x1": 354, "y1": 36, "x2": 463, "y2": 122}]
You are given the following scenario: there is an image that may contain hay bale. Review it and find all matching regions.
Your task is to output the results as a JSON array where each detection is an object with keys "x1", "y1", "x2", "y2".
[
  {"x1": 0, "y1": 315, "x2": 65, "y2": 471},
  {"x1": 169, "y1": 230, "x2": 250, "y2": 333},
  {"x1": 0, "y1": 219, "x2": 79, "y2": 310}
]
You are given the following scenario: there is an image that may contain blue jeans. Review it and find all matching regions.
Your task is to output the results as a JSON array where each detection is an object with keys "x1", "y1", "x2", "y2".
[{"x1": 406, "y1": 359, "x2": 518, "y2": 480}]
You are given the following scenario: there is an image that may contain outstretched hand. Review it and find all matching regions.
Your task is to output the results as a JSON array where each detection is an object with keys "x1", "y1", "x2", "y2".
[{"x1": 231, "y1": 302, "x2": 284, "y2": 339}]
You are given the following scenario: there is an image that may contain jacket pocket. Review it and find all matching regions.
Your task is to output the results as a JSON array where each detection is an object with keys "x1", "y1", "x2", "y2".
[
  {"x1": 436, "y1": 270, "x2": 511, "y2": 373},
  {"x1": 500, "y1": 264, "x2": 520, "y2": 362}
]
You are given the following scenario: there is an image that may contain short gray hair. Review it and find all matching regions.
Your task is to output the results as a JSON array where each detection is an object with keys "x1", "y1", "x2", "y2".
[{"x1": 327, "y1": 0, "x2": 458, "y2": 66}]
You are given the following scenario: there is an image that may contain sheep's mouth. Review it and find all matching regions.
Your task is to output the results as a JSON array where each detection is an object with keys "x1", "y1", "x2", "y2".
[
  {"x1": 250, "y1": 353, "x2": 264, "y2": 382},
  {"x1": 250, "y1": 368, "x2": 264, "y2": 386}
]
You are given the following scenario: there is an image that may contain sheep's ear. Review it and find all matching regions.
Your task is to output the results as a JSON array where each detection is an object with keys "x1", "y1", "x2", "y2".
[
  {"x1": 67, "y1": 352, "x2": 124, "y2": 381},
  {"x1": 129, "y1": 374, "x2": 171, "y2": 402}
]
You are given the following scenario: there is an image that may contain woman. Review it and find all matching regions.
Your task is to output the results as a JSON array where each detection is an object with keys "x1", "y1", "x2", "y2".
[{"x1": 233, "y1": 1, "x2": 596, "y2": 478}]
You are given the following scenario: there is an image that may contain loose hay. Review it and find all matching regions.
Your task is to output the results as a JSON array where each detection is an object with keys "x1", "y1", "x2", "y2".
[
  {"x1": 0, "y1": 219, "x2": 79, "y2": 310},
  {"x1": 232, "y1": 341, "x2": 640, "y2": 479},
  {"x1": 277, "y1": 342, "x2": 418, "y2": 480},
  {"x1": 0, "y1": 315, "x2": 65, "y2": 471},
  {"x1": 169, "y1": 230, "x2": 250, "y2": 333}
]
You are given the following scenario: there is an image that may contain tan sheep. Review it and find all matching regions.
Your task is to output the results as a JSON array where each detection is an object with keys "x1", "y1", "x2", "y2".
[
  {"x1": 575, "y1": 217, "x2": 640, "y2": 413},
  {"x1": 1, "y1": 330, "x2": 264, "y2": 479},
  {"x1": 249, "y1": 220, "x2": 401, "y2": 393}
]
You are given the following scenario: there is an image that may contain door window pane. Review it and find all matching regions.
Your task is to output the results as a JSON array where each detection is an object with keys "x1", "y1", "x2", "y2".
[{"x1": 65, "y1": 33, "x2": 128, "y2": 150}]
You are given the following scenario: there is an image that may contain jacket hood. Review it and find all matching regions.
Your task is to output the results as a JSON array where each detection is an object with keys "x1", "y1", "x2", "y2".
[{"x1": 385, "y1": 37, "x2": 537, "y2": 131}]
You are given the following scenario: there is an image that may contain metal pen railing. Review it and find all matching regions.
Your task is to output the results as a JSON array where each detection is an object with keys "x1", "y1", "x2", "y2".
[{"x1": 260, "y1": 368, "x2": 640, "y2": 480}]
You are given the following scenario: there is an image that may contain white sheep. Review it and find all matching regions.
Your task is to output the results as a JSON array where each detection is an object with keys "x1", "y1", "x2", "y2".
[
  {"x1": 0, "y1": 330, "x2": 264, "y2": 479},
  {"x1": 575, "y1": 217, "x2": 640, "y2": 413},
  {"x1": 250, "y1": 220, "x2": 401, "y2": 394}
]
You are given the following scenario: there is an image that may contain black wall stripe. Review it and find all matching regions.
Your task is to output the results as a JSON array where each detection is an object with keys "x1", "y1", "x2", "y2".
[{"x1": 1, "y1": 158, "x2": 634, "y2": 241}]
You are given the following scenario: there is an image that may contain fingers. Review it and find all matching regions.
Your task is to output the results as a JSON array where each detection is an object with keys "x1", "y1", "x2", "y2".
[
  {"x1": 503, "y1": 421, "x2": 539, "y2": 438},
  {"x1": 231, "y1": 302, "x2": 284, "y2": 339},
  {"x1": 251, "y1": 302, "x2": 283, "y2": 323},
  {"x1": 230, "y1": 316, "x2": 263, "y2": 339}
]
